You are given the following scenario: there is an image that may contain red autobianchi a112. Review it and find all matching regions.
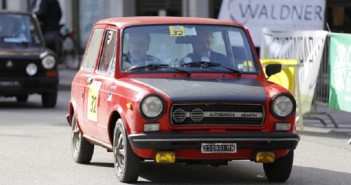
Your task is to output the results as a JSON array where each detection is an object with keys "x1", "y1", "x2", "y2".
[{"x1": 67, "y1": 17, "x2": 299, "y2": 183}]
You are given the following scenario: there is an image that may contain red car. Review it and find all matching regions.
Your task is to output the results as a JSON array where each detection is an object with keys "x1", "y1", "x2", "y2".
[
  {"x1": 0, "y1": 11, "x2": 58, "y2": 107},
  {"x1": 67, "y1": 17, "x2": 299, "y2": 183}
]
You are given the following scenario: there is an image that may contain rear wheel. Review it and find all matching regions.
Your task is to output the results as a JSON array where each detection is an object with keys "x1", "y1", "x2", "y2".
[
  {"x1": 113, "y1": 119, "x2": 140, "y2": 183},
  {"x1": 263, "y1": 150, "x2": 294, "y2": 182},
  {"x1": 71, "y1": 113, "x2": 94, "y2": 163}
]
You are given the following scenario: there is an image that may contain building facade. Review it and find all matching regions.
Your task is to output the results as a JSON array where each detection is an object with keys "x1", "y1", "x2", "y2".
[
  {"x1": 0, "y1": 0, "x2": 349, "y2": 49},
  {"x1": 0, "y1": 0, "x2": 222, "y2": 49}
]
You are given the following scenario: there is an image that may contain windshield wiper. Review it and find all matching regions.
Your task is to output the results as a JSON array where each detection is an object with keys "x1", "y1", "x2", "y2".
[
  {"x1": 183, "y1": 61, "x2": 241, "y2": 75},
  {"x1": 217, "y1": 64, "x2": 242, "y2": 76},
  {"x1": 128, "y1": 63, "x2": 191, "y2": 76},
  {"x1": 128, "y1": 64, "x2": 170, "y2": 71},
  {"x1": 182, "y1": 61, "x2": 220, "y2": 67}
]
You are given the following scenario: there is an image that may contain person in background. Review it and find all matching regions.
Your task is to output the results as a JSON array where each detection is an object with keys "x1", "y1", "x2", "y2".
[{"x1": 31, "y1": 0, "x2": 62, "y2": 52}]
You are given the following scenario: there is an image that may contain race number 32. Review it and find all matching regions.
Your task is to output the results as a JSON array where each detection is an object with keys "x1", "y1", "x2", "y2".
[
  {"x1": 87, "y1": 81, "x2": 102, "y2": 122},
  {"x1": 169, "y1": 25, "x2": 185, "y2": 37}
]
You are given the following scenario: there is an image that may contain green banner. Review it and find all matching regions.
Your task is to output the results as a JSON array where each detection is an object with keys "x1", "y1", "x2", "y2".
[{"x1": 328, "y1": 33, "x2": 351, "y2": 112}]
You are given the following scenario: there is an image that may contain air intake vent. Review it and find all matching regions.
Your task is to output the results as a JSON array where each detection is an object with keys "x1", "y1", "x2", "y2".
[
  {"x1": 171, "y1": 104, "x2": 264, "y2": 126},
  {"x1": 191, "y1": 108, "x2": 203, "y2": 122},
  {"x1": 172, "y1": 108, "x2": 186, "y2": 122}
]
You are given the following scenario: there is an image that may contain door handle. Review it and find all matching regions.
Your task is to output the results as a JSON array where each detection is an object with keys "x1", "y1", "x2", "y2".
[{"x1": 87, "y1": 77, "x2": 93, "y2": 84}]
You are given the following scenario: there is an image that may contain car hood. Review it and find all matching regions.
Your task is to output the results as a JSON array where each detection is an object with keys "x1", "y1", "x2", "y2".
[
  {"x1": 0, "y1": 45, "x2": 44, "y2": 57},
  {"x1": 133, "y1": 78, "x2": 267, "y2": 102}
]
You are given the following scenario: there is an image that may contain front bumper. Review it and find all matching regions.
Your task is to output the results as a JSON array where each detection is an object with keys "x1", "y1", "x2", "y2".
[
  {"x1": 129, "y1": 132, "x2": 299, "y2": 150},
  {"x1": 0, "y1": 77, "x2": 58, "y2": 95}
]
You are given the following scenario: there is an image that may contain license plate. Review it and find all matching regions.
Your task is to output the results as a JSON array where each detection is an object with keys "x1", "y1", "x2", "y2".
[
  {"x1": 0, "y1": 81, "x2": 21, "y2": 87},
  {"x1": 201, "y1": 143, "x2": 237, "y2": 153}
]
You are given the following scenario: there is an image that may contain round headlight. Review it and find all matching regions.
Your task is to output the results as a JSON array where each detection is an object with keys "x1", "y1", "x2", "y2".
[
  {"x1": 42, "y1": 55, "x2": 56, "y2": 69},
  {"x1": 140, "y1": 95, "x2": 165, "y2": 120},
  {"x1": 271, "y1": 94, "x2": 295, "y2": 119},
  {"x1": 26, "y1": 63, "x2": 38, "y2": 76}
]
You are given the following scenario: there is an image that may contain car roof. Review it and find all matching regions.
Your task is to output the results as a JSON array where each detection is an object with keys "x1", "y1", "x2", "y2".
[{"x1": 95, "y1": 16, "x2": 245, "y2": 29}]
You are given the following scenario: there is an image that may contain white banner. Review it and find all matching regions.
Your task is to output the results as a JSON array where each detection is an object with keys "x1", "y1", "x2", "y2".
[
  {"x1": 218, "y1": 0, "x2": 326, "y2": 46},
  {"x1": 260, "y1": 28, "x2": 328, "y2": 115}
]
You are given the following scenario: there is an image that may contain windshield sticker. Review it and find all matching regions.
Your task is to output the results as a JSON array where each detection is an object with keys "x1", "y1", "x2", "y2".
[
  {"x1": 107, "y1": 30, "x2": 114, "y2": 44},
  {"x1": 243, "y1": 61, "x2": 254, "y2": 72},
  {"x1": 169, "y1": 25, "x2": 185, "y2": 37}
]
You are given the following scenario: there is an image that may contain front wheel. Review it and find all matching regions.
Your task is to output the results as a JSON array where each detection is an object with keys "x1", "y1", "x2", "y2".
[
  {"x1": 41, "y1": 91, "x2": 57, "y2": 108},
  {"x1": 71, "y1": 113, "x2": 94, "y2": 163},
  {"x1": 113, "y1": 119, "x2": 140, "y2": 183},
  {"x1": 263, "y1": 150, "x2": 294, "y2": 182}
]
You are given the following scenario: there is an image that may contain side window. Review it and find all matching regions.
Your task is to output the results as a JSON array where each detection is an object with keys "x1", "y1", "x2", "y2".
[
  {"x1": 30, "y1": 18, "x2": 41, "y2": 44},
  {"x1": 98, "y1": 30, "x2": 117, "y2": 74},
  {"x1": 81, "y1": 29, "x2": 104, "y2": 70}
]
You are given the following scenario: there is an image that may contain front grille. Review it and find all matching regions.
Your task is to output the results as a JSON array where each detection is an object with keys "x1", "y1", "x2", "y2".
[
  {"x1": 0, "y1": 58, "x2": 44, "y2": 78},
  {"x1": 171, "y1": 104, "x2": 265, "y2": 126}
]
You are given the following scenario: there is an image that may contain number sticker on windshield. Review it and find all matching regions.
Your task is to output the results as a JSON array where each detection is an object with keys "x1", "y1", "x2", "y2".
[
  {"x1": 87, "y1": 81, "x2": 102, "y2": 122},
  {"x1": 169, "y1": 25, "x2": 185, "y2": 37}
]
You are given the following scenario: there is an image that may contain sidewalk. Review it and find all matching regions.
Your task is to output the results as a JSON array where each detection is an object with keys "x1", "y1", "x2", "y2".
[{"x1": 301, "y1": 106, "x2": 351, "y2": 137}]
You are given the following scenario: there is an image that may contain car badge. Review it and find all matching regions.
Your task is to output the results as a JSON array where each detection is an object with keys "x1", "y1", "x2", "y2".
[{"x1": 6, "y1": 60, "x2": 13, "y2": 68}]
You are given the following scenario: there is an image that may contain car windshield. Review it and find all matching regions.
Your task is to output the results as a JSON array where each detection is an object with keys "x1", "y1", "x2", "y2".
[
  {"x1": 0, "y1": 14, "x2": 42, "y2": 45},
  {"x1": 121, "y1": 24, "x2": 258, "y2": 74}
]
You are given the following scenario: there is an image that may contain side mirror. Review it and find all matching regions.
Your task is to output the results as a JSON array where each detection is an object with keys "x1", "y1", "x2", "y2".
[{"x1": 265, "y1": 64, "x2": 282, "y2": 78}]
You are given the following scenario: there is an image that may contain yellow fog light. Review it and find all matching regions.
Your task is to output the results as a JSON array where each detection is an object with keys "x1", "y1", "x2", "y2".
[
  {"x1": 155, "y1": 152, "x2": 175, "y2": 164},
  {"x1": 256, "y1": 152, "x2": 275, "y2": 163}
]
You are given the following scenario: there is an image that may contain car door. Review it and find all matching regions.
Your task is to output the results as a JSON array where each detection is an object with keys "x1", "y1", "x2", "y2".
[
  {"x1": 88, "y1": 29, "x2": 117, "y2": 143},
  {"x1": 79, "y1": 28, "x2": 104, "y2": 136},
  {"x1": 84, "y1": 28, "x2": 118, "y2": 144}
]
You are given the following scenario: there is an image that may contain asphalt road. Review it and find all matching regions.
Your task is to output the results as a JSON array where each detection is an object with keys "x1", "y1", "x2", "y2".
[{"x1": 0, "y1": 89, "x2": 351, "y2": 185}]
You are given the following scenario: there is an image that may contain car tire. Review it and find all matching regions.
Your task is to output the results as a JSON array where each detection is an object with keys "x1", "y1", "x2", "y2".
[
  {"x1": 71, "y1": 113, "x2": 94, "y2": 163},
  {"x1": 16, "y1": 95, "x2": 28, "y2": 103},
  {"x1": 263, "y1": 150, "x2": 294, "y2": 182},
  {"x1": 113, "y1": 119, "x2": 140, "y2": 183},
  {"x1": 42, "y1": 91, "x2": 57, "y2": 108}
]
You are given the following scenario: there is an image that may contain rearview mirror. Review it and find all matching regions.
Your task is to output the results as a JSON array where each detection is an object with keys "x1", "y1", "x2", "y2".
[{"x1": 265, "y1": 64, "x2": 282, "y2": 78}]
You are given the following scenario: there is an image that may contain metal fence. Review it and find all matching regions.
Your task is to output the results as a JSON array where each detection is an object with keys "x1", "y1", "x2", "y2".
[{"x1": 304, "y1": 40, "x2": 339, "y2": 128}]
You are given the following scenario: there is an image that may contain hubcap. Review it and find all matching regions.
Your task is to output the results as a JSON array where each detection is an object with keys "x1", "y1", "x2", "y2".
[
  {"x1": 114, "y1": 129, "x2": 126, "y2": 174},
  {"x1": 72, "y1": 118, "x2": 81, "y2": 153}
]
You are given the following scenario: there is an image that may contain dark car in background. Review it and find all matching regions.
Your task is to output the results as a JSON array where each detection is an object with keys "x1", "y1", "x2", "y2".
[{"x1": 0, "y1": 10, "x2": 58, "y2": 107}]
